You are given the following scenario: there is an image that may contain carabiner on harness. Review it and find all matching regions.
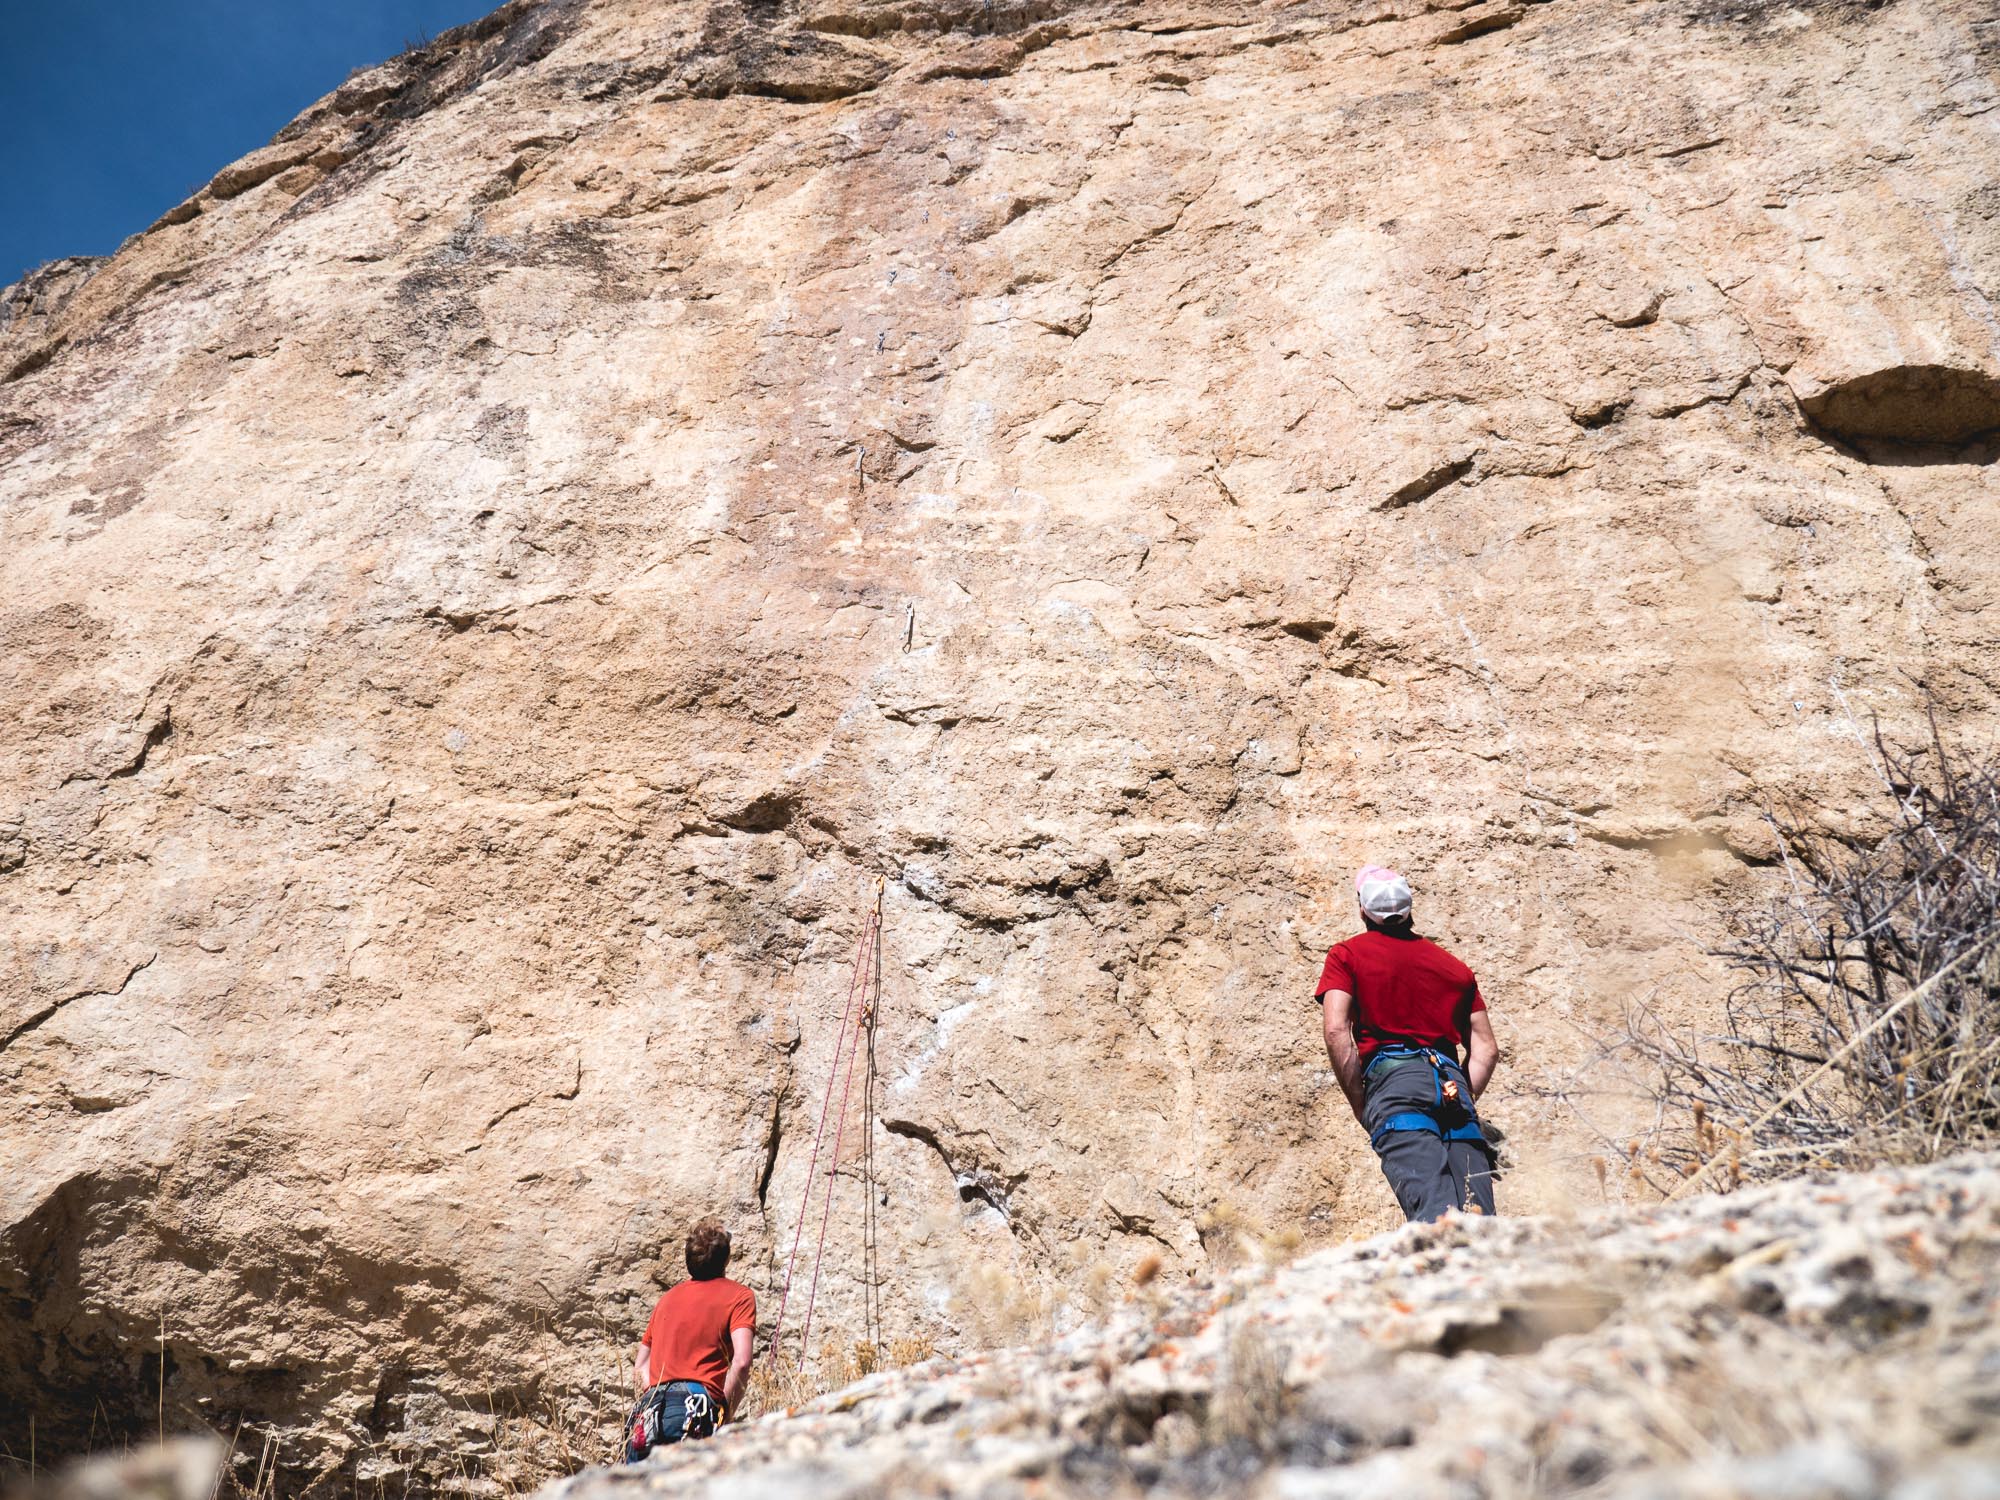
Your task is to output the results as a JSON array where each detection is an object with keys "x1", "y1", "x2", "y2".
[{"x1": 1365, "y1": 1045, "x2": 1487, "y2": 1151}]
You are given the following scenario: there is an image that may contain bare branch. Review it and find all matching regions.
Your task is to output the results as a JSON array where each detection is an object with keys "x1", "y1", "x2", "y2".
[{"x1": 1589, "y1": 703, "x2": 2000, "y2": 1190}]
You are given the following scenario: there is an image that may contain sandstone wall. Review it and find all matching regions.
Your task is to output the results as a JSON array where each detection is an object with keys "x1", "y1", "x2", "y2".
[{"x1": 3, "y1": 0, "x2": 1998, "y2": 1488}]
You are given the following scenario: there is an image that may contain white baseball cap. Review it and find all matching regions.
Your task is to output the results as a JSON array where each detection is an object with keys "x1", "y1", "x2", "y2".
[{"x1": 1356, "y1": 864, "x2": 1413, "y2": 922}]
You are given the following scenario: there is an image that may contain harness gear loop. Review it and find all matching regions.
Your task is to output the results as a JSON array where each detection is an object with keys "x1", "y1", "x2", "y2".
[
  {"x1": 1365, "y1": 1045, "x2": 1488, "y2": 1151},
  {"x1": 627, "y1": 1380, "x2": 721, "y2": 1460}
]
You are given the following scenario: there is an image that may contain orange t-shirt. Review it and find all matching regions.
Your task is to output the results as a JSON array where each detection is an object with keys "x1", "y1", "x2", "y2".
[{"x1": 643, "y1": 1277, "x2": 757, "y2": 1395}]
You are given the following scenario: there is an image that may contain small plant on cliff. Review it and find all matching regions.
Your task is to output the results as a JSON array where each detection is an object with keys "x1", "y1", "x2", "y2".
[
  {"x1": 738, "y1": 1335, "x2": 937, "y2": 1422},
  {"x1": 1622, "y1": 708, "x2": 2000, "y2": 1191}
]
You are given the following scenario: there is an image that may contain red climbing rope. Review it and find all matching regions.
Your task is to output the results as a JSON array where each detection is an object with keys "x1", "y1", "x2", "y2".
[
  {"x1": 860, "y1": 910, "x2": 884, "y2": 1347},
  {"x1": 767, "y1": 903, "x2": 872, "y2": 1357},
  {"x1": 767, "y1": 880, "x2": 884, "y2": 1364},
  {"x1": 797, "y1": 895, "x2": 878, "y2": 1360}
]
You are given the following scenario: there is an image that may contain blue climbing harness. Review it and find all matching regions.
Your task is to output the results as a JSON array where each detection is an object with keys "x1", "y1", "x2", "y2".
[{"x1": 1364, "y1": 1045, "x2": 1487, "y2": 1151}]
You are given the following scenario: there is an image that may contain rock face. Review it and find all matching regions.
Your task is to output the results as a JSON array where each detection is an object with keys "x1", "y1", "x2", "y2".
[
  {"x1": 0, "y1": 258, "x2": 107, "y2": 357},
  {"x1": 3, "y1": 0, "x2": 1998, "y2": 1490},
  {"x1": 546, "y1": 1153, "x2": 2000, "y2": 1499}
]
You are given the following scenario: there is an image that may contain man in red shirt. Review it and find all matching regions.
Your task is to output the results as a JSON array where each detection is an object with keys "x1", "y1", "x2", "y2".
[
  {"x1": 625, "y1": 1221, "x2": 756, "y2": 1462},
  {"x1": 1316, "y1": 865, "x2": 1500, "y2": 1221}
]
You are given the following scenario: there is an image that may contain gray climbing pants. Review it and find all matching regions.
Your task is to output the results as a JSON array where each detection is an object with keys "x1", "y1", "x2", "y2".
[{"x1": 1362, "y1": 1052, "x2": 1497, "y2": 1223}]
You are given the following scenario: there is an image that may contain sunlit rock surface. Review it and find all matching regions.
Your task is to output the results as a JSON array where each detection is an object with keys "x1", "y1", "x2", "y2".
[{"x1": 4, "y1": 0, "x2": 1998, "y2": 1489}]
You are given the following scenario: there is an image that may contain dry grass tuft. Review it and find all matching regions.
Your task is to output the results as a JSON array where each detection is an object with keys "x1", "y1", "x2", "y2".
[
  {"x1": 953, "y1": 1264, "x2": 1064, "y2": 1348},
  {"x1": 1205, "y1": 1319, "x2": 1293, "y2": 1453},
  {"x1": 737, "y1": 1335, "x2": 938, "y2": 1423},
  {"x1": 1195, "y1": 1201, "x2": 1303, "y2": 1270}
]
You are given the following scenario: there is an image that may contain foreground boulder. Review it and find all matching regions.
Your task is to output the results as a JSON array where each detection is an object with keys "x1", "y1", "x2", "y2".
[{"x1": 554, "y1": 1153, "x2": 2000, "y2": 1499}]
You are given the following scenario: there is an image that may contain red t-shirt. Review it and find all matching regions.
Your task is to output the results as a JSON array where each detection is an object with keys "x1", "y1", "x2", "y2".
[
  {"x1": 643, "y1": 1277, "x2": 757, "y2": 1395},
  {"x1": 1315, "y1": 928, "x2": 1485, "y2": 1063}
]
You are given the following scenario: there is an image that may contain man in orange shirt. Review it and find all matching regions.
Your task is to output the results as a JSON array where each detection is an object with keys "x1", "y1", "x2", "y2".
[{"x1": 625, "y1": 1221, "x2": 756, "y2": 1462}]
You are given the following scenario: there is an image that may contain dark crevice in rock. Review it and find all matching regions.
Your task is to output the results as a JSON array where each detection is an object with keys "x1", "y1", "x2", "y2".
[
  {"x1": 956, "y1": 1176, "x2": 1008, "y2": 1215},
  {"x1": 669, "y1": 15, "x2": 897, "y2": 103},
  {"x1": 883, "y1": 1118, "x2": 1021, "y2": 1227},
  {"x1": 366, "y1": 1364, "x2": 410, "y2": 1437},
  {"x1": 1571, "y1": 396, "x2": 1629, "y2": 430},
  {"x1": 1685, "y1": 0, "x2": 1898, "y2": 25},
  {"x1": 1105, "y1": 1206, "x2": 1176, "y2": 1250},
  {"x1": 109, "y1": 713, "x2": 173, "y2": 779},
  {"x1": 422, "y1": 606, "x2": 483, "y2": 633},
  {"x1": 756, "y1": 1093, "x2": 784, "y2": 1209},
  {"x1": 883, "y1": 1116, "x2": 946, "y2": 1154},
  {"x1": 0, "y1": 954, "x2": 157, "y2": 1056},
  {"x1": 1800, "y1": 364, "x2": 2000, "y2": 460},
  {"x1": 802, "y1": 1, "x2": 1064, "y2": 40},
  {"x1": 1381, "y1": 456, "x2": 1475, "y2": 510},
  {"x1": 1433, "y1": 5, "x2": 1527, "y2": 46},
  {"x1": 2, "y1": 335, "x2": 66, "y2": 385},
  {"x1": 723, "y1": 792, "x2": 801, "y2": 833}
]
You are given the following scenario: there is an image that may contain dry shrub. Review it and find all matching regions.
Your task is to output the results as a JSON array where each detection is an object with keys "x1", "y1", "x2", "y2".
[
  {"x1": 946, "y1": 1245, "x2": 1135, "y2": 1350},
  {"x1": 1620, "y1": 710, "x2": 2000, "y2": 1192},
  {"x1": 736, "y1": 1335, "x2": 938, "y2": 1423},
  {"x1": 1194, "y1": 1202, "x2": 1301, "y2": 1270},
  {"x1": 1205, "y1": 1320, "x2": 1292, "y2": 1452},
  {"x1": 885, "y1": 1336, "x2": 937, "y2": 1370},
  {"x1": 1071, "y1": 1255, "x2": 1118, "y2": 1317},
  {"x1": 1264, "y1": 1225, "x2": 1304, "y2": 1259},
  {"x1": 952, "y1": 1264, "x2": 1061, "y2": 1348},
  {"x1": 472, "y1": 1387, "x2": 625, "y2": 1494}
]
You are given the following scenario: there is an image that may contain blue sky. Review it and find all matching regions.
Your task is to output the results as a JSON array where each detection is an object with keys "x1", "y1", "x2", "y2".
[{"x1": 1, "y1": 0, "x2": 503, "y2": 285}]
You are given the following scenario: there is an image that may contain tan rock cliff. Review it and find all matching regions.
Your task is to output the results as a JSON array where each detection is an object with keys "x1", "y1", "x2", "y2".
[{"x1": 3, "y1": 0, "x2": 1998, "y2": 1490}]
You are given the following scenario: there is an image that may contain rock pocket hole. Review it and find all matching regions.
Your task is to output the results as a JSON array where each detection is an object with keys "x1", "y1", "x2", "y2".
[
  {"x1": 722, "y1": 792, "x2": 799, "y2": 833},
  {"x1": 956, "y1": 1172, "x2": 1013, "y2": 1225},
  {"x1": 1800, "y1": 364, "x2": 2000, "y2": 462}
]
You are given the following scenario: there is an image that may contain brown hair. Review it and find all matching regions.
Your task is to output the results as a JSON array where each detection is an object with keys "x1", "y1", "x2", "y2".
[{"x1": 684, "y1": 1220, "x2": 731, "y2": 1280}]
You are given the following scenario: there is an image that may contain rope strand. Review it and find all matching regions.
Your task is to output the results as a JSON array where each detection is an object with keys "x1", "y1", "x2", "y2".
[
  {"x1": 766, "y1": 908, "x2": 873, "y2": 1359},
  {"x1": 798, "y1": 891, "x2": 880, "y2": 1360},
  {"x1": 861, "y1": 906, "x2": 884, "y2": 1347}
]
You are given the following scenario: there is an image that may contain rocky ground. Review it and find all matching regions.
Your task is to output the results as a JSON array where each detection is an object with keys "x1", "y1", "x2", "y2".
[
  {"x1": 6, "y1": 0, "x2": 2000, "y2": 1489},
  {"x1": 554, "y1": 1154, "x2": 2000, "y2": 1499}
]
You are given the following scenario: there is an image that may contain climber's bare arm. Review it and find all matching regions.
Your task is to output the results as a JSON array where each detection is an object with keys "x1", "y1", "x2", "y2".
[
  {"x1": 1467, "y1": 1009, "x2": 1498, "y2": 1099},
  {"x1": 631, "y1": 1341, "x2": 650, "y2": 1393},
  {"x1": 722, "y1": 1327, "x2": 753, "y2": 1416},
  {"x1": 1320, "y1": 989, "x2": 1366, "y2": 1125}
]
